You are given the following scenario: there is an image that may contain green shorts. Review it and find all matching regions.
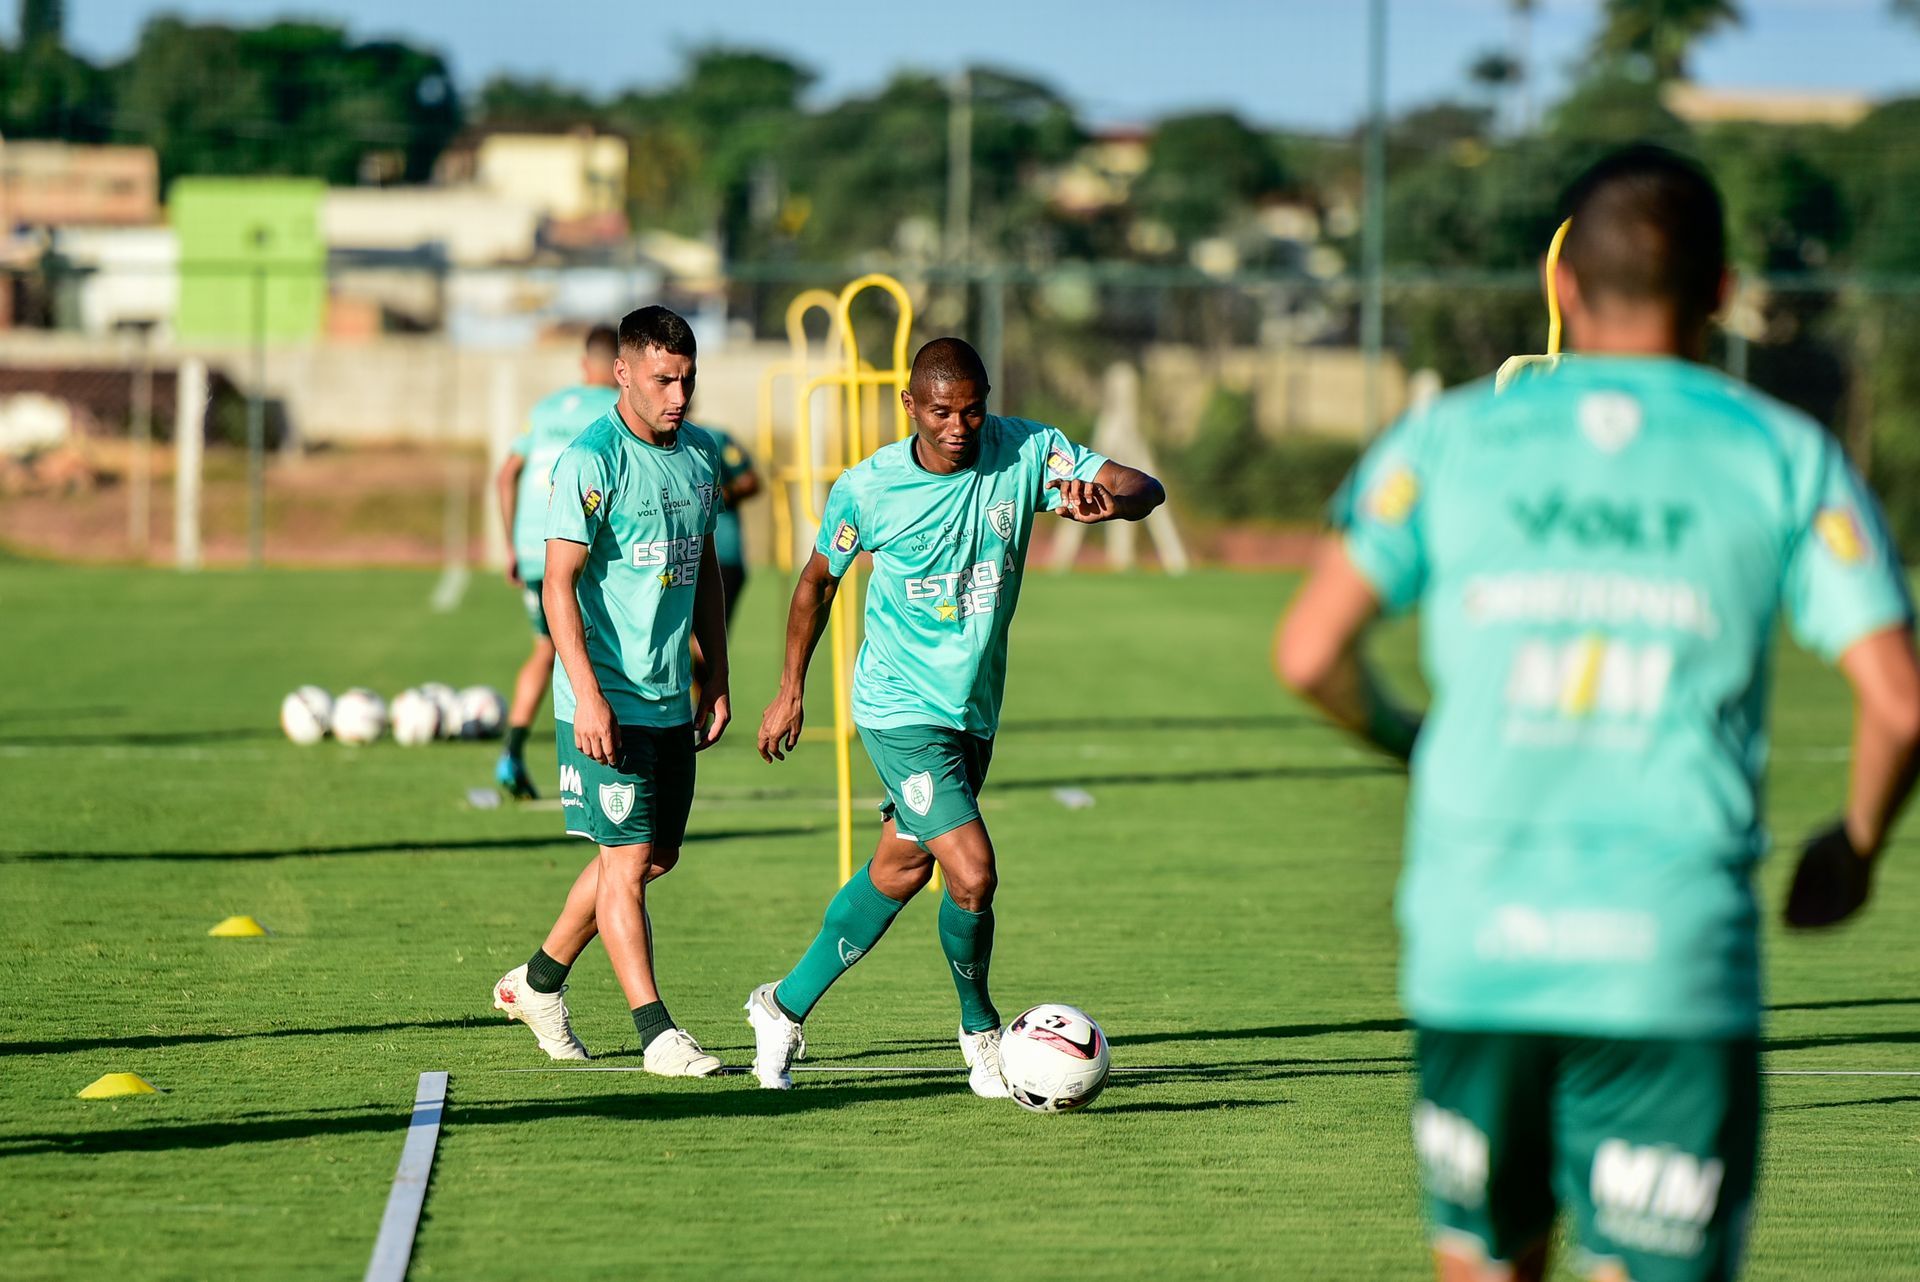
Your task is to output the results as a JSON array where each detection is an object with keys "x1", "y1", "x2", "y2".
[
  {"x1": 857, "y1": 724, "x2": 994, "y2": 845},
  {"x1": 1414, "y1": 1028, "x2": 1759, "y2": 1282},
  {"x1": 555, "y1": 721, "x2": 694, "y2": 848},
  {"x1": 521, "y1": 581, "x2": 550, "y2": 638}
]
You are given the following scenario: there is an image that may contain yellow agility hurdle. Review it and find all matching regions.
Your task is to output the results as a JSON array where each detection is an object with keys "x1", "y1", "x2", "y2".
[
  {"x1": 756, "y1": 288, "x2": 841, "y2": 572},
  {"x1": 789, "y1": 273, "x2": 915, "y2": 884},
  {"x1": 1495, "y1": 217, "x2": 1573, "y2": 393}
]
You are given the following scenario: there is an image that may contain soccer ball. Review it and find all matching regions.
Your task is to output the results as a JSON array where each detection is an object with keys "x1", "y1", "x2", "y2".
[
  {"x1": 418, "y1": 682, "x2": 463, "y2": 740},
  {"x1": 457, "y1": 685, "x2": 506, "y2": 739},
  {"x1": 330, "y1": 687, "x2": 388, "y2": 745},
  {"x1": 390, "y1": 689, "x2": 442, "y2": 746},
  {"x1": 1000, "y1": 1004, "x2": 1111, "y2": 1113},
  {"x1": 279, "y1": 685, "x2": 333, "y2": 745}
]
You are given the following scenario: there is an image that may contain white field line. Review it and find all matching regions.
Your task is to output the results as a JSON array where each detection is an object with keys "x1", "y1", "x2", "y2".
[
  {"x1": 364, "y1": 1071, "x2": 447, "y2": 1282},
  {"x1": 484, "y1": 1064, "x2": 1917, "y2": 1080}
]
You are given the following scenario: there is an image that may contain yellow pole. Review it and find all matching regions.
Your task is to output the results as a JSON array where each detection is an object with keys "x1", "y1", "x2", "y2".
[
  {"x1": 1545, "y1": 217, "x2": 1572, "y2": 358},
  {"x1": 762, "y1": 289, "x2": 841, "y2": 573}
]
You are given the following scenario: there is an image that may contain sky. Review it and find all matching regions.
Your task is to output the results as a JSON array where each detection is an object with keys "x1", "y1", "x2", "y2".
[{"x1": 29, "y1": 0, "x2": 1920, "y2": 131}]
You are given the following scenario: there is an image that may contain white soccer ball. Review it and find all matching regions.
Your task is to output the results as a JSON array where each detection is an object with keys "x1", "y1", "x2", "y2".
[
  {"x1": 458, "y1": 685, "x2": 506, "y2": 739},
  {"x1": 279, "y1": 685, "x2": 333, "y2": 745},
  {"x1": 1001, "y1": 1004, "x2": 1112, "y2": 1113},
  {"x1": 418, "y1": 682, "x2": 463, "y2": 739},
  {"x1": 390, "y1": 688, "x2": 442, "y2": 746},
  {"x1": 330, "y1": 687, "x2": 388, "y2": 745}
]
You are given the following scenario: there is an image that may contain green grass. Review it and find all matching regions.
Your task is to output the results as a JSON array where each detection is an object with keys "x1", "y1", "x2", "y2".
[{"x1": 1, "y1": 565, "x2": 1916, "y2": 1280}]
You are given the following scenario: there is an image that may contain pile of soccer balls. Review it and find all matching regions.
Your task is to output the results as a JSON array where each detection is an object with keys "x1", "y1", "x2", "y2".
[
  {"x1": 1000, "y1": 1003, "x2": 1112, "y2": 1113},
  {"x1": 279, "y1": 683, "x2": 506, "y2": 747}
]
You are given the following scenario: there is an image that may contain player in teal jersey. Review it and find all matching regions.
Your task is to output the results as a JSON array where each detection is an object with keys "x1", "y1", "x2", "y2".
[
  {"x1": 491, "y1": 306, "x2": 734, "y2": 1078},
  {"x1": 744, "y1": 337, "x2": 1165, "y2": 1095},
  {"x1": 491, "y1": 324, "x2": 621, "y2": 799},
  {"x1": 691, "y1": 428, "x2": 761, "y2": 693},
  {"x1": 1279, "y1": 147, "x2": 1920, "y2": 1282}
]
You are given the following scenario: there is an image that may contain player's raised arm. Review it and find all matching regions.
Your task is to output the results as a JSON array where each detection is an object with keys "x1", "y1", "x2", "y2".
[
  {"x1": 1276, "y1": 538, "x2": 1422, "y2": 764},
  {"x1": 757, "y1": 550, "x2": 842, "y2": 762},
  {"x1": 1049, "y1": 458, "x2": 1164, "y2": 524},
  {"x1": 495, "y1": 450, "x2": 526, "y2": 585},
  {"x1": 543, "y1": 537, "x2": 617, "y2": 766}
]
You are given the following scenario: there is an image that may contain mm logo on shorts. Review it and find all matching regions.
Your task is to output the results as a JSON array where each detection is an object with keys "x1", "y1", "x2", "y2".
[
  {"x1": 1413, "y1": 1102, "x2": 1488, "y2": 1208},
  {"x1": 559, "y1": 765, "x2": 585, "y2": 807},
  {"x1": 1591, "y1": 1140, "x2": 1724, "y2": 1257}
]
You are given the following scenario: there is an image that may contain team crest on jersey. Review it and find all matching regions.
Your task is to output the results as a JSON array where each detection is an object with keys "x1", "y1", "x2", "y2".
[
  {"x1": 599, "y1": 782, "x2": 635, "y2": 824},
  {"x1": 833, "y1": 521, "x2": 859, "y2": 554},
  {"x1": 582, "y1": 488, "x2": 603, "y2": 518},
  {"x1": 1816, "y1": 506, "x2": 1868, "y2": 564},
  {"x1": 986, "y1": 500, "x2": 1016, "y2": 540},
  {"x1": 1366, "y1": 466, "x2": 1418, "y2": 525},
  {"x1": 900, "y1": 771, "x2": 935, "y2": 817},
  {"x1": 1046, "y1": 447, "x2": 1074, "y2": 478},
  {"x1": 697, "y1": 482, "x2": 716, "y2": 512}
]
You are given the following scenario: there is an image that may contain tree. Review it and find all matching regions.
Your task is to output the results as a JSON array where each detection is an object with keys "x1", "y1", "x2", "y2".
[
  {"x1": 1595, "y1": 0, "x2": 1744, "y2": 81},
  {"x1": 1133, "y1": 111, "x2": 1285, "y2": 248},
  {"x1": 19, "y1": 0, "x2": 60, "y2": 46},
  {"x1": 475, "y1": 76, "x2": 601, "y2": 128}
]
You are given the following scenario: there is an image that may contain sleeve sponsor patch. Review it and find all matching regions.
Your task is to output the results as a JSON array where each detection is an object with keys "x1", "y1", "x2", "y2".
[
  {"x1": 1815, "y1": 506, "x2": 1867, "y2": 564},
  {"x1": 1365, "y1": 466, "x2": 1419, "y2": 525},
  {"x1": 1046, "y1": 446, "x2": 1074, "y2": 478},
  {"x1": 832, "y1": 521, "x2": 859, "y2": 554},
  {"x1": 582, "y1": 488, "x2": 604, "y2": 519}
]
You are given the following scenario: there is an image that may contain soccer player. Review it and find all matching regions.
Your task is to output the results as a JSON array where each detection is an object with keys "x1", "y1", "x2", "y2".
[
  {"x1": 1277, "y1": 146, "x2": 1920, "y2": 1282},
  {"x1": 492, "y1": 305, "x2": 733, "y2": 1077},
  {"x1": 692, "y1": 428, "x2": 760, "y2": 691},
  {"x1": 746, "y1": 337, "x2": 1165, "y2": 1094},
  {"x1": 493, "y1": 324, "x2": 620, "y2": 800}
]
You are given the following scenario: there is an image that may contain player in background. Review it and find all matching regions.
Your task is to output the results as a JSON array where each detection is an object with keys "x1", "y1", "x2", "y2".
[
  {"x1": 746, "y1": 337, "x2": 1165, "y2": 1095},
  {"x1": 492, "y1": 306, "x2": 733, "y2": 1077},
  {"x1": 1278, "y1": 146, "x2": 1920, "y2": 1282},
  {"x1": 492, "y1": 324, "x2": 621, "y2": 800},
  {"x1": 693, "y1": 428, "x2": 761, "y2": 691}
]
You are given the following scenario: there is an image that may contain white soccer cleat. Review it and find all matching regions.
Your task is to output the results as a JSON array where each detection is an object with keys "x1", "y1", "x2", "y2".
[
  {"x1": 959, "y1": 1025, "x2": 1011, "y2": 1099},
  {"x1": 493, "y1": 964, "x2": 589, "y2": 1061},
  {"x1": 745, "y1": 982, "x2": 804, "y2": 1090},
  {"x1": 642, "y1": 1026, "x2": 723, "y2": 1078}
]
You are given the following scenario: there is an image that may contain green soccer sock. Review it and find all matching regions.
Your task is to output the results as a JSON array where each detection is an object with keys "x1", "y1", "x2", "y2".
[
  {"x1": 773, "y1": 863, "x2": 907, "y2": 1021},
  {"x1": 938, "y1": 891, "x2": 999, "y2": 1034},
  {"x1": 631, "y1": 1001, "x2": 675, "y2": 1050},
  {"x1": 505, "y1": 725, "x2": 530, "y2": 762},
  {"x1": 524, "y1": 947, "x2": 570, "y2": 994}
]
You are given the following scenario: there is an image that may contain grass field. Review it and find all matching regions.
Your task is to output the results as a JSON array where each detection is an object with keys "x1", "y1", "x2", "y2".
[{"x1": 2, "y1": 561, "x2": 1916, "y2": 1280}]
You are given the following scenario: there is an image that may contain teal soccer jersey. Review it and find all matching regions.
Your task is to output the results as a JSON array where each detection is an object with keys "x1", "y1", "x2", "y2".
[
  {"x1": 510, "y1": 384, "x2": 619, "y2": 583},
  {"x1": 1337, "y1": 356, "x2": 1910, "y2": 1039},
  {"x1": 710, "y1": 429, "x2": 754, "y2": 569},
  {"x1": 544, "y1": 411, "x2": 724, "y2": 727},
  {"x1": 817, "y1": 415, "x2": 1106, "y2": 735}
]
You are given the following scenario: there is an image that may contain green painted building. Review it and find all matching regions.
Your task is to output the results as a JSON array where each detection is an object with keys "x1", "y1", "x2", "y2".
[{"x1": 171, "y1": 178, "x2": 325, "y2": 342}]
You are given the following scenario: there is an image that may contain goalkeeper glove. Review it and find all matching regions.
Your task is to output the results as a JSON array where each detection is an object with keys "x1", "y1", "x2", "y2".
[{"x1": 1783, "y1": 820, "x2": 1875, "y2": 929}]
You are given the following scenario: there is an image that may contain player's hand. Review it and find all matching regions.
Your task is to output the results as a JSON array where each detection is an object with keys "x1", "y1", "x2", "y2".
[
  {"x1": 505, "y1": 562, "x2": 523, "y2": 587},
  {"x1": 758, "y1": 690, "x2": 805, "y2": 763},
  {"x1": 1783, "y1": 819, "x2": 1876, "y2": 929},
  {"x1": 1049, "y1": 477, "x2": 1116, "y2": 523},
  {"x1": 695, "y1": 679, "x2": 730, "y2": 752},
  {"x1": 574, "y1": 693, "x2": 620, "y2": 767}
]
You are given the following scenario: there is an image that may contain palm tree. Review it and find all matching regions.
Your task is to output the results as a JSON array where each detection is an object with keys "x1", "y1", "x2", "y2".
[{"x1": 1596, "y1": 0, "x2": 1745, "y2": 81}]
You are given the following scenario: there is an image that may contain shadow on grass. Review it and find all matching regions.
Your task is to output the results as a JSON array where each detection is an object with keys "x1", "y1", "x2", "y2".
[
  {"x1": 0, "y1": 727, "x2": 283, "y2": 747},
  {"x1": 1, "y1": 1017, "x2": 487, "y2": 1058},
  {"x1": 1772, "y1": 1094, "x2": 1920, "y2": 1112},
  {"x1": 0, "y1": 825, "x2": 824, "y2": 864},
  {"x1": 996, "y1": 763, "x2": 1397, "y2": 793},
  {"x1": 996, "y1": 713, "x2": 1312, "y2": 736},
  {"x1": 1095, "y1": 1096, "x2": 1289, "y2": 1114},
  {"x1": 0, "y1": 1077, "x2": 969, "y2": 1158},
  {"x1": 1113, "y1": 1017, "x2": 1409, "y2": 1048},
  {"x1": 1768, "y1": 996, "x2": 1920, "y2": 1013},
  {"x1": 1764, "y1": 1028, "x2": 1920, "y2": 1052}
]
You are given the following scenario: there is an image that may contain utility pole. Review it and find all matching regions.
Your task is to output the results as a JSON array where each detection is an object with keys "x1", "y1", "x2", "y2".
[
  {"x1": 946, "y1": 68, "x2": 973, "y2": 269},
  {"x1": 1361, "y1": 0, "x2": 1389, "y2": 436}
]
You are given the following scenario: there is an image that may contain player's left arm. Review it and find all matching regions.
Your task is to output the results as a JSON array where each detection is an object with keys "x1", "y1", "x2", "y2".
[
  {"x1": 1050, "y1": 460, "x2": 1164, "y2": 524},
  {"x1": 1275, "y1": 538, "x2": 1421, "y2": 763},
  {"x1": 495, "y1": 452, "x2": 526, "y2": 585},
  {"x1": 690, "y1": 541, "x2": 731, "y2": 752}
]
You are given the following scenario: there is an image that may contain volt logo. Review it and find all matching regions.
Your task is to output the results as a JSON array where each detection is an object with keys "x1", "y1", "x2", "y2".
[{"x1": 1511, "y1": 491, "x2": 1694, "y2": 553}]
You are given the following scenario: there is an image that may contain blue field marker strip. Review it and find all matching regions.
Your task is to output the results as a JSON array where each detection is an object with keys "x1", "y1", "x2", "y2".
[{"x1": 365, "y1": 1071, "x2": 448, "y2": 1282}]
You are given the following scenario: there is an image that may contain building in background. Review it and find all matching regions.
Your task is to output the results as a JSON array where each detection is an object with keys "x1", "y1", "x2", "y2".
[
  {"x1": 0, "y1": 142, "x2": 160, "y2": 229},
  {"x1": 435, "y1": 126, "x2": 629, "y2": 245}
]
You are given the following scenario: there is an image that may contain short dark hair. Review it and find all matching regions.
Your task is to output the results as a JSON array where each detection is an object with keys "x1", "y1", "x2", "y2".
[
  {"x1": 618, "y1": 305, "x2": 697, "y2": 359},
  {"x1": 1560, "y1": 144, "x2": 1726, "y2": 329},
  {"x1": 909, "y1": 336, "x2": 988, "y2": 396},
  {"x1": 584, "y1": 323, "x2": 618, "y2": 360}
]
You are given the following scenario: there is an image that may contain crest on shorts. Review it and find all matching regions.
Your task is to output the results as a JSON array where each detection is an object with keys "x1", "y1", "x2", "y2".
[
  {"x1": 599, "y1": 782, "x2": 635, "y2": 824},
  {"x1": 900, "y1": 771, "x2": 935, "y2": 817},
  {"x1": 986, "y1": 499, "x2": 1016, "y2": 540}
]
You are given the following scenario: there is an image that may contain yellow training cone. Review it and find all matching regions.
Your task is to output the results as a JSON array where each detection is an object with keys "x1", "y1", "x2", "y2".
[
  {"x1": 208, "y1": 915, "x2": 269, "y2": 938},
  {"x1": 78, "y1": 1072, "x2": 160, "y2": 1099}
]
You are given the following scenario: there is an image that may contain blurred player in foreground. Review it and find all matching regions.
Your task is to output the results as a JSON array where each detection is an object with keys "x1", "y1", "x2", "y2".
[
  {"x1": 692, "y1": 427, "x2": 761, "y2": 692},
  {"x1": 746, "y1": 337, "x2": 1164, "y2": 1094},
  {"x1": 493, "y1": 324, "x2": 620, "y2": 799},
  {"x1": 492, "y1": 306, "x2": 733, "y2": 1077},
  {"x1": 1278, "y1": 145, "x2": 1920, "y2": 1282}
]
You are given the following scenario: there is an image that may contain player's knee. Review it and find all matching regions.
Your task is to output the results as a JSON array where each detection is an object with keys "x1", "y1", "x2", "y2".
[
  {"x1": 646, "y1": 847, "x2": 680, "y2": 880},
  {"x1": 943, "y1": 861, "x2": 997, "y2": 911},
  {"x1": 596, "y1": 844, "x2": 653, "y2": 890}
]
